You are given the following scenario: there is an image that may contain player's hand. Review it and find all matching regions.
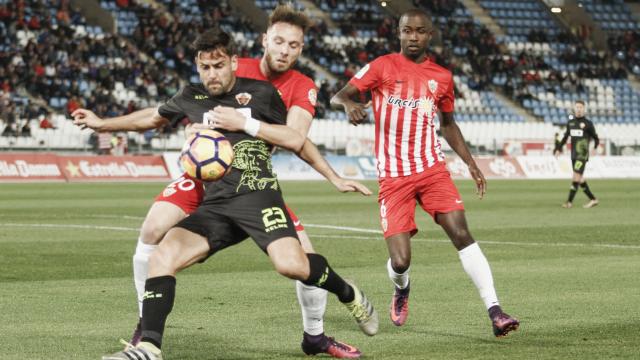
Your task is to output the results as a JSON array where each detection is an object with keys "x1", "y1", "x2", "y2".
[
  {"x1": 468, "y1": 163, "x2": 486, "y2": 199},
  {"x1": 71, "y1": 108, "x2": 104, "y2": 131},
  {"x1": 209, "y1": 106, "x2": 245, "y2": 132},
  {"x1": 185, "y1": 123, "x2": 213, "y2": 138},
  {"x1": 332, "y1": 178, "x2": 372, "y2": 196},
  {"x1": 345, "y1": 100, "x2": 371, "y2": 125}
]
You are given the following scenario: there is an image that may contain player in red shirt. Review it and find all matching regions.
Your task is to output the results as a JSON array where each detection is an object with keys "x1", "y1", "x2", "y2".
[
  {"x1": 331, "y1": 9, "x2": 519, "y2": 337},
  {"x1": 73, "y1": 6, "x2": 374, "y2": 359}
]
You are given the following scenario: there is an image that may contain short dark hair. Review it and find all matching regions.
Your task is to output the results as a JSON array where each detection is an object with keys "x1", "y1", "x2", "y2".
[
  {"x1": 575, "y1": 100, "x2": 586, "y2": 106},
  {"x1": 269, "y1": 4, "x2": 310, "y2": 32},
  {"x1": 399, "y1": 8, "x2": 433, "y2": 28},
  {"x1": 192, "y1": 28, "x2": 237, "y2": 57}
]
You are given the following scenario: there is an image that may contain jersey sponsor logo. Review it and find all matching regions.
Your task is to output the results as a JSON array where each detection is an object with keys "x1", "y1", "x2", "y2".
[
  {"x1": 428, "y1": 79, "x2": 438, "y2": 94},
  {"x1": 354, "y1": 63, "x2": 370, "y2": 79},
  {"x1": 235, "y1": 92, "x2": 252, "y2": 106},
  {"x1": 194, "y1": 94, "x2": 209, "y2": 100},
  {"x1": 570, "y1": 129, "x2": 584, "y2": 137},
  {"x1": 308, "y1": 89, "x2": 317, "y2": 106},
  {"x1": 387, "y1": 96, "x2": 420, "y2": 109},
  {"x1": 261, "y1": 206, "x2": 288, "y2": 232}
]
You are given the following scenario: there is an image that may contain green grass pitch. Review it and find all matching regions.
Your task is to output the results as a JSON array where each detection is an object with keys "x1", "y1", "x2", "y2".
[{"x1": 0, "y1": 179, "x2": 638, "y2": 359}]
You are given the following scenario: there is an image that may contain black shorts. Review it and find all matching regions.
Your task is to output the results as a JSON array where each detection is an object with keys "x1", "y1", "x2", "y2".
[
  {"x1": 175, "y1": 189, "x2": 298, "y2": 260},
  {"x1": 572, "y1": 158, "x2": 587, "y2": 174}
]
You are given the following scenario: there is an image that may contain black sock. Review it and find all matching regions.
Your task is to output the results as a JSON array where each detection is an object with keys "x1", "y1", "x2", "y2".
[
  {"x1": 580, "y1": 182, "x2": 596, "y2": 200},
  {"x1": 488, "y1": 305, "x2": 503, "y2": 320},
  {"x1": 303, "y1": 332, "x2": 327, "y2": 345},
  {"x1": 140, "y1": 275, "x2": 176, "y2": 349},
  {"x1": 303, "y1": 253, "x2": 355, "y2": 303},
  {"x1": 567, "y1": 181, "x2": 579, "y2": 202}
]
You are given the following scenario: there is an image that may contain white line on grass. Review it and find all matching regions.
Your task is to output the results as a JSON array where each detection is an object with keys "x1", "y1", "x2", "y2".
[{"x1": 3, "y1": 221, "x2": 639, "y2": 250}]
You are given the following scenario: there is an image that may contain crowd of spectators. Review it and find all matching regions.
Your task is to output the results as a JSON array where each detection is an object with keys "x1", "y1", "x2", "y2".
[{"x1": 608, "y1": 30, "x2": 640, "y2": 75}]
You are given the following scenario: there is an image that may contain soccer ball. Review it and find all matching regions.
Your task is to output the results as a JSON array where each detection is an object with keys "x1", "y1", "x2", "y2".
[{"x1": 180, "y1": 129, "x2": 234, "y2": 181}]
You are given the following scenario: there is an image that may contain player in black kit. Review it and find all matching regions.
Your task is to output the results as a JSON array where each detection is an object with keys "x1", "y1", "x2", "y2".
[
  {"x1": 101, "y1": 29, "x2": 376, "y2": 360},
  {"x1": 554, "y1": 100, "x2": 600, "y2": 209}
]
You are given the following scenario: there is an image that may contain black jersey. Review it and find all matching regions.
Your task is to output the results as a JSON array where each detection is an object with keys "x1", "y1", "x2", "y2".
[
  {"x1": 158, "y1": 77, "x2": 287, "y2": 200},
  {"x1": 555, "y1": 115, "x2": 599, "y2": 161}
]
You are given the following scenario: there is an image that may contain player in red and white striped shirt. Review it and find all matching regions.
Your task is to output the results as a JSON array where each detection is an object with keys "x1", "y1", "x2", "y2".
[{"x1": 331, "y1": 8, "x2": 519, "y2": 337}]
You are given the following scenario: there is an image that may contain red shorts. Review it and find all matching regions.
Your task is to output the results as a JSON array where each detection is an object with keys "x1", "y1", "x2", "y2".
[
  {"x1": 154, "y1": 173, "x2": 205, "y2": 214},
  {"x1": 155, "y1": 173, "x2": 306, "y2": 232},
  {"x1": 378, "y1": 163, "x2": 464, "y2": 238}
]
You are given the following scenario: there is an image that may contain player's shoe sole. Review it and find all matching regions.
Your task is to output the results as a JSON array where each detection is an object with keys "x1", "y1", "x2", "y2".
[
  {"x1": 583, "y1": 199, "x2": 599, "y2": 208},
  {"x1": 492, "y1": 312, "x2": 520, "y2": 337},
  {"x1": 301, "y1": 335, "x2": 361, "y2": 359},
  {"x1": 344, "y1": 280, "x2": 379, "y2": 336},
  {"x1": 390, "y1": 284, "x2": 410, "y2": 326}
]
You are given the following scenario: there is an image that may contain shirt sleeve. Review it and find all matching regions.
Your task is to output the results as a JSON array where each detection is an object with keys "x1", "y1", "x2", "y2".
[
  {"x1": 157, "y1": 87, "x2": 187, "y2": 127},
  {"x1": 348, "y1": 57, "x2": 384, "y2": 92},
  {"x1": 438, "y1": 73, "x2": 455, "y2": 113},
  {"x1": 289, "y1": 77, "x2": 317, "y2": 117}
]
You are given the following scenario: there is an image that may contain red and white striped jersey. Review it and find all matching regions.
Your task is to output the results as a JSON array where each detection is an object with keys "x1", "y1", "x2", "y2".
[{"x1": 349, "y1": 53, "x2": 455, "y2": 178}]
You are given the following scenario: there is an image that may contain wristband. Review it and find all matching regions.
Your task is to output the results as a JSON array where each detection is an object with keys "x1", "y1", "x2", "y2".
[{"x1": 244, "y1": 117, "x2": 261, "y2": 137}]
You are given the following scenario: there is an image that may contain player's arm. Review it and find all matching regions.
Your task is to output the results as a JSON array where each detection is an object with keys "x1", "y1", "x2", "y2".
[
  {"x1": 297, "y1": 139, "x2": 372, "y2": 195},
  {"x1": 72, "y1": 107, "x2": 169, "y2": 132},
  {"x1": 330, "y1": 83, "x2": 371, "y2": 125},
  {"x1": 209, "y1": 106, "x2": 304, "y2": 152},
  {"x1": 554, "y1": 124, "x2": 570, "y2": 155},
  {"x1": 285, "y1": 105, "x2": 371, "y2": 195},
  {"x1": 440, "y1": 111, "x2": 486, "y2": 198},
  {"x1": 587, "y1": 122, "x2": 600, "y2": 149}
]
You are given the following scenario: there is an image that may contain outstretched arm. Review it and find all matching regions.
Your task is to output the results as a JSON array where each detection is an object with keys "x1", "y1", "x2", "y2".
[
  {"x1": 297, "y1": 139, "x2": 372, "y2": 195},
  {"x1": 72, "y1": 107, "x2": 168, "y2": 132},
  {"x1": 440, "y1": 111, "x2": 486, "y2": 198},
  {"x1": 330, "y1": 83, "x2": 371, "y2": 125},
  {"x1": 208, "y1": 106, "x2": 304, "y2": 153}
]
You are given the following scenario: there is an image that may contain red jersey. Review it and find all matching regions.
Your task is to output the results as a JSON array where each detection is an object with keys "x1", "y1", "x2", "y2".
[
  {"x1": 236, "y1": 58, "x2": 317, "y2": 116},
  {"x1": 349, "y1": 53, "x2": 455, "y2": 178}
]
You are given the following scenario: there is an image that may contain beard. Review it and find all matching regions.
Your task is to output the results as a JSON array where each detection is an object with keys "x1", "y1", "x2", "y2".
[{"x1": 265, "y1": 52, "x2": 294, "y2": 74}]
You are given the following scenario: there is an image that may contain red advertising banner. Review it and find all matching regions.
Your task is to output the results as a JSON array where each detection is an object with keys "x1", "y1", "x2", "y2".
[
  {"x1": 58, "y1": 155, "x2": 170, "y2": 182},
  {"x1": 446, "y1": 156, "x2": 526, "y2": 179},
  {"x1": 0, "y1": 153, "x2": 66, "y2": 182}
]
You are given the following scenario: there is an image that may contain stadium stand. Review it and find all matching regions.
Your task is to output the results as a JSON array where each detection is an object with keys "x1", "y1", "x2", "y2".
[{"x1": 1, "y1": 0, "x2": 639, "y2": 155}]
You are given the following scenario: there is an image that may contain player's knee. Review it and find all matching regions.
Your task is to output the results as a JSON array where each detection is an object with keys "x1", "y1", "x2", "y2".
[
  {"x1": 273, "y1": 255, "x2": 309, "y2": 280},
  {"x1": 139, "y1": 218, "x2": 167, "y2": 245},
  {"x1": 390, "y1": 254, "x2": 411, "y2": 273}
]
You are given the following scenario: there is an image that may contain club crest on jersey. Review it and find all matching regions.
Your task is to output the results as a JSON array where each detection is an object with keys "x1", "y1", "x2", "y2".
[
  {"x1": 428, "y1": 79, "x2": 438, "y2": 94},
  {"x1": 579, "y1": 122, "x2": 585, "y2": 129},
  {"x1": 308, "y1": 89, "x2": 317, "y2": 106},
  {"x1": 235, "y1": 92, "x2": 252, "y2": 106}
]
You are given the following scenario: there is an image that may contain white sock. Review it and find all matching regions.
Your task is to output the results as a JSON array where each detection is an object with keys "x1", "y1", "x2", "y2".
[
  {"x1": 133, "y1": 238, "x2": 158, "y2": 317},
  {"x1": 458, "y1": 242, "x2": 500, "y2": 310},
  {"x1": 296, "y1": 281, "x2": 327, "y2": 336},
  {"x1": 387, "y1": 258, "x2": 410, "y2": 289}
]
